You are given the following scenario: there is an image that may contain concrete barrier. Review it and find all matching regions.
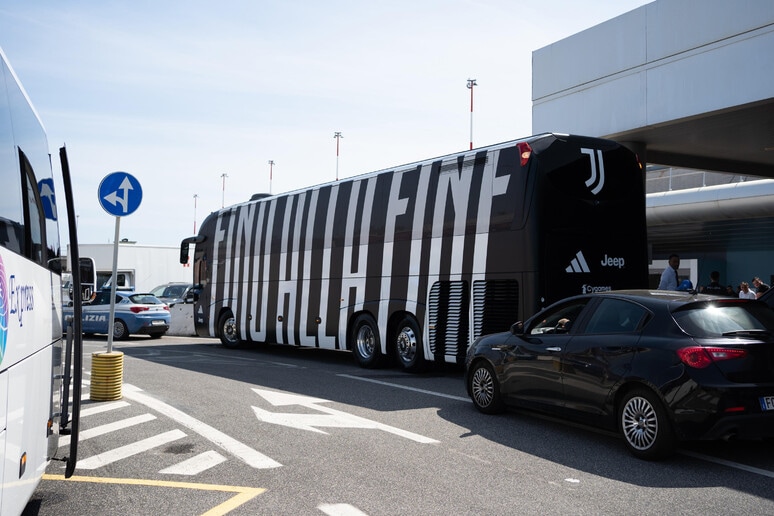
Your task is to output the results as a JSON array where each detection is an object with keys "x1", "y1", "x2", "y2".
[{"x1": 167, "y1": 303, "x2": 196, "y2": 336}]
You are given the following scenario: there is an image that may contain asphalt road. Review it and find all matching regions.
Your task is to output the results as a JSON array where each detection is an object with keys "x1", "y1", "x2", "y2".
[{"x1": 24, "y1": 335, "x2": 774, "y2": 515}]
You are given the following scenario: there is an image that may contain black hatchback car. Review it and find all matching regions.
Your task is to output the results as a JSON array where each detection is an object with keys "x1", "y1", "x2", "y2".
[{"x1": 465, "y1": 290, "x2": 774, "y2": 460}]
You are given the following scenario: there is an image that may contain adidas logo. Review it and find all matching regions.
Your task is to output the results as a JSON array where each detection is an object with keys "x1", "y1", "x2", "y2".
[{"x1": 566, "y1": 251, "x2": 590, "y2": 273}]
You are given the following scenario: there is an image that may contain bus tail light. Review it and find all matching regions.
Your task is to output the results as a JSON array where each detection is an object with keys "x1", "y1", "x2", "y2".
[{"x1": 517, "y1": 142, "x2": 532, "y2": 166}]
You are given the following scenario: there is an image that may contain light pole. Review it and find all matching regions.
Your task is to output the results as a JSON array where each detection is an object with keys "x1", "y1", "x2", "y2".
[
  {"x1": 221, "y1": 173, "x2": 228, "y2": 208},
  {"x1": 193, "y1": 194, "x2": 198, "y2": 234},
  {"x1": 268, "y1": 160, "x2": 274, "y2": 194},
  {"x1": 467, "y1": 78, "x2": 477, "y2": 150},
  {"x1": 334, "y1": 131, "x2": 343, "y2": 181}
]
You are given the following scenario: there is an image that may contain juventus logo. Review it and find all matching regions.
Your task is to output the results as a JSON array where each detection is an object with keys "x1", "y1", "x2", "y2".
[{"x1": 581, "y1": 148, "x2": 605, "y2": 195}]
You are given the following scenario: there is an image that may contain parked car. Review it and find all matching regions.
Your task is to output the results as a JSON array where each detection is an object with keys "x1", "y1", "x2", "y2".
[
  {"x1": 67, "y1": 290, "x2": 170, "y2": 339},
  {"x1": 150, "y1": 282, "x2": 195, "y2": 306},
  {"x1": 465, "y1": 289, "x2": 774, "y2": 460}
]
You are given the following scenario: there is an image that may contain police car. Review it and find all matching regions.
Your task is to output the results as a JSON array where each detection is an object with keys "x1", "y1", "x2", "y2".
[{"x1": 77, "y1": 290, "x2": 170, "y2": 339}]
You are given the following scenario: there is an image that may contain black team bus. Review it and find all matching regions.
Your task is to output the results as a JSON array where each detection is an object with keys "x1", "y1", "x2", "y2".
[{"x1": 180, "y1": 133, "x2": 647, "y2": 372}]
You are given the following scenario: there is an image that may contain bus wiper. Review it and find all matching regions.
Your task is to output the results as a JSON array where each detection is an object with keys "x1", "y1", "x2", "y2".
[{"x1": 721, "y1": 329, "x2": 772, "y2": 337}]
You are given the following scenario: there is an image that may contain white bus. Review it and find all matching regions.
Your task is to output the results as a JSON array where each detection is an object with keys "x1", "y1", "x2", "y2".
[
  {"x1": 0, "y1": 48, "x2": 82, "y2": 514},
  {"x1": 181, "y1": 134, "x2": 648, "y2": 372}
]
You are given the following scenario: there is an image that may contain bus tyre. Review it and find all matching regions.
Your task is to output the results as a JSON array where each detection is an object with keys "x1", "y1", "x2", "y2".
[
  {"x1": 619, "y1": 389, "x2": 675, "y2": 460},
  {"x1": 351, "y1": 314, "x2": 384, "y2": 368},
  {"x1": 395, "y1": 316, "x2": 426, "y2": 373},
  {"x1": 218, "y1": 311, "x2": 241, "y2": 348},
  {"x1": 113, "y1": 320, "x2": 129, "y2": 340}
]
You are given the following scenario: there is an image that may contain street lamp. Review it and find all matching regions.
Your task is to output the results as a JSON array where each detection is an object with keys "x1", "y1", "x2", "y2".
[
  {"x1": 467, "y1": 78, "x2": 477, "y2": 150},
  {"x1": 221, "y1": 173, "x2": 228, "y2": 208},
  {"x1": 334, "y1": 131, "x2": 343, "y2": 181},
  {"x1": 268, "y1": 160, "x2": 274, "y2": 194},
  {"x1": 193, "y1": 194, "x2": 198, "y2": 234}
]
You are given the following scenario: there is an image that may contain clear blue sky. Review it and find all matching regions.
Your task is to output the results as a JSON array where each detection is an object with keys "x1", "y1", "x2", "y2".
[{"x1": 1, "y1": 0, "x2": 650, "y2": 246}]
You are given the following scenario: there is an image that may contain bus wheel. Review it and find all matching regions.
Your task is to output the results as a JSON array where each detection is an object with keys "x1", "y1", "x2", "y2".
[
  {"x1": 395, "y1": 316, "x2": 426, "y2": 373},
  {"x1": 351, "y1": 314, "x2": 384, "y2": 368},
  {"x1": 218, "y1": 311, "x2": 241, "y2": 348},
  {"x1": 113, "y1": 320, "x2": 129, "y2": 340}
]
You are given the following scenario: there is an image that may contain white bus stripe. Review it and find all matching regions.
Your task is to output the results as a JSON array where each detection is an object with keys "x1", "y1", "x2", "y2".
[
  {"x1": 59, "y1": 413, "x2": 156, "y2": 448},
  {"x1": 159, "y1": 450, "x2": 227, "y2": 476},
  {"x1": 76, "y1": 429, "x2": 186, "y2": 470}
]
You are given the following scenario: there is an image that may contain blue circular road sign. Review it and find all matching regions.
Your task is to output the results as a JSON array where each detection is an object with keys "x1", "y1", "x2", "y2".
[{"x1": 98, "y1": 172, "x2": 142, "y2": 217}]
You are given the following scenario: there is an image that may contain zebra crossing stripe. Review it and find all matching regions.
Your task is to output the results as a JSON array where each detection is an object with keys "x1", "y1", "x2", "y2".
[
  {"x1": 123, "y1": 383, "x2": 282, "y2": 469},
  {"x1": 159, "y1": 450, "x2": 227, "y2": 476},
  {"x1": 59, "y1": 413, "x2": 157, "y2": 448},
  {"x1": 77, "y1": 429, "x2": 187, "y2": 470},
  {"x1": 79, "y1": 400, "x2": 131, "y2": 417}
]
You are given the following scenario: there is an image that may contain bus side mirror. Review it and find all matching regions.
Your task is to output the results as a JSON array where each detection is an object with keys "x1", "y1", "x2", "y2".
[{"x1": 180, "y1": 242, "x2": 190, "y2": 264}]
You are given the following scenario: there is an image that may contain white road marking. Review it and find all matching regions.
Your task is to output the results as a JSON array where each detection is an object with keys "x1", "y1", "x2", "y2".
[
  {"x1": 680, "y1": 450, "x2": 774, "y2": 478},
  {"x1": 123, "y1": 383, "x2": 282, "y2": 469},
  {"x1": 59, "y1": 413, "x2": 156, "y2": 447},
  {"x1": 337, "y1": 374, "x2": 471, "y2": 402},
  {"x1": 318, "y1": 503, "x2": 369, "y2": 515},
  {"x1": 77, "y1": 429, "x2": 186, "y2": 470},
  {"x1": 252, "y1": 389, "x2": 439, "y2": 444},
  {"x1": 78, "y1": 400, "x2": 130, "y2": 417},
  {"x1": 159, "y1": 450, "x2": 227, "y2": 476}
]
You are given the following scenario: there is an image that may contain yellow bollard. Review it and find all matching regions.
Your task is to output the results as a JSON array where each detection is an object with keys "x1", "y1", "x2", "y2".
[{"x1": 90, "y1": 351, "x2": 124, "y2": 401}]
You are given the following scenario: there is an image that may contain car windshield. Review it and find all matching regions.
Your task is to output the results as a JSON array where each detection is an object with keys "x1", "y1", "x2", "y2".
[
  {"x1": 672, "y1": 301, "x2": 774, "y2": 337},
  {"x1": 128, "y1": 294, "x2": 164, "y2": 305}
]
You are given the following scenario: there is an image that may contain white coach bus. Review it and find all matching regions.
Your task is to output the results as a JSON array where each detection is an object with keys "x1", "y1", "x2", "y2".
[{"x1": 0, "y1": 48, "x2": 82, "y2": 514}]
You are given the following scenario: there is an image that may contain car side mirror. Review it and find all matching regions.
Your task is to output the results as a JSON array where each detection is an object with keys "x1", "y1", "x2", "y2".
[{"x1": 510, "y1": 321, "x2": 524, "y2": 335}]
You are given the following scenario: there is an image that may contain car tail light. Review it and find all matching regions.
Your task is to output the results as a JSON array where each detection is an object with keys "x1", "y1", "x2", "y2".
[
  {"x1": 130, "y1": 306, "x2": 149, "y2": 313},
  {"x1": 517, "y1": 142, "x2": 532, "y2": 167},
  {"x1": 164, "y1": 305, "x2": 170, "y2": 311},
  {"x1": 677, "y1": 346, "x2": 747, "y2": 369}
]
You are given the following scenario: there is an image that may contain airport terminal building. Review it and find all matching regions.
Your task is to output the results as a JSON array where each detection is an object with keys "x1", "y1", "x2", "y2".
[{"x1": 532, "y1": 0, "x2": 774, "y2": 292}]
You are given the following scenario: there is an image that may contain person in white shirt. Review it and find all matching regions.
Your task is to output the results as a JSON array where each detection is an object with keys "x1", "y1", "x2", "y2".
[
  {"x1": 738, "y1": 282, "x2": 757, "y2": 299},
  {"x1": 658, "y1": 254, "x2": 680, "y2": 290}
]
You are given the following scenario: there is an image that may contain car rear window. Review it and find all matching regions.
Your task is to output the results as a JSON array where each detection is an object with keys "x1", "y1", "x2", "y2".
[
  {"x1": 672, "y1": 301, "x2": 774, "y2": 338},
  {"x1": 129, "y1": 294, "x2": 163, "y2": 305}
]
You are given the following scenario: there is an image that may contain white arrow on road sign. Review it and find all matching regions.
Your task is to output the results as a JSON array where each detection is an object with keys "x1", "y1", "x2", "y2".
[
  {"x1": 103, "y1": 176, "x2": 134, "y2": 213},
  {"x1": 251, "y1": 388, "x2": 439, "y2": 444}
]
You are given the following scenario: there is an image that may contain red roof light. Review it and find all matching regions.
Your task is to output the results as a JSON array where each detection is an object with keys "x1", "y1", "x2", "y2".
[{"x1": 517, "y1": 142, "x2": 532, "y2": 167}]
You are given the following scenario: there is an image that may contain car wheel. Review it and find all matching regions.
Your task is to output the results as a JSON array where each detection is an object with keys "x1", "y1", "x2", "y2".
[
  {"x1": 218, "y1": 311, "x2": 241, "y2": 348},
  {"x1": 468, "y1": 361, "x2": 505, "y2": 414},
  {"x1": 619, "y1": 388, "x2": 675, "y2": 460},
  {"x1": 394, "y1": 316, "x2": 426, "y2": 373},
  {"x1": 113, "y1": 320, "x2": 129, "y2": 340},
  {"x1": 351, "y1": 313, "x2": 384, "y2": 368}
]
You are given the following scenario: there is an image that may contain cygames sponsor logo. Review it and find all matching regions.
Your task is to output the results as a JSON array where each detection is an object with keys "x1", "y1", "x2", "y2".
[{"x1": 582, "y1": 284, "x2": 612, "y2": 294}]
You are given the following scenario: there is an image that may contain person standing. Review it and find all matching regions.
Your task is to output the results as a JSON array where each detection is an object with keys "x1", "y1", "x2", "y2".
[
  {"x1": 752, "y1": 276, "x2": 770, "y2": 299},
  {"x1": 658, "y1": 254, "x2": 680, "y2": 290},
  {"x1": 699, "y1": 270, "x2": 726, "y2": 295},
  {"x1": 739, "y1": 282, "x2": 757, "y2": 299}
]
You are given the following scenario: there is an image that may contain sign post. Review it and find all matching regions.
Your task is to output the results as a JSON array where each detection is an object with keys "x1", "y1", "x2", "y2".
[
  {"x1": 91, "y1": 172, "x2": 142, "y2": 402},
  {"x1": 98, "y1": 172, "x2": 142, "y2": 353}
]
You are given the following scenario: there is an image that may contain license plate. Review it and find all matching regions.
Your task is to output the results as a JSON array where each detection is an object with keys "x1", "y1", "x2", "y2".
[
  {"x1": 760, "y1": 396, "x2": 774, "y2": 411},
  {"x1": 151, "y1": 320, "x2": 165, "y2": 326}
]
